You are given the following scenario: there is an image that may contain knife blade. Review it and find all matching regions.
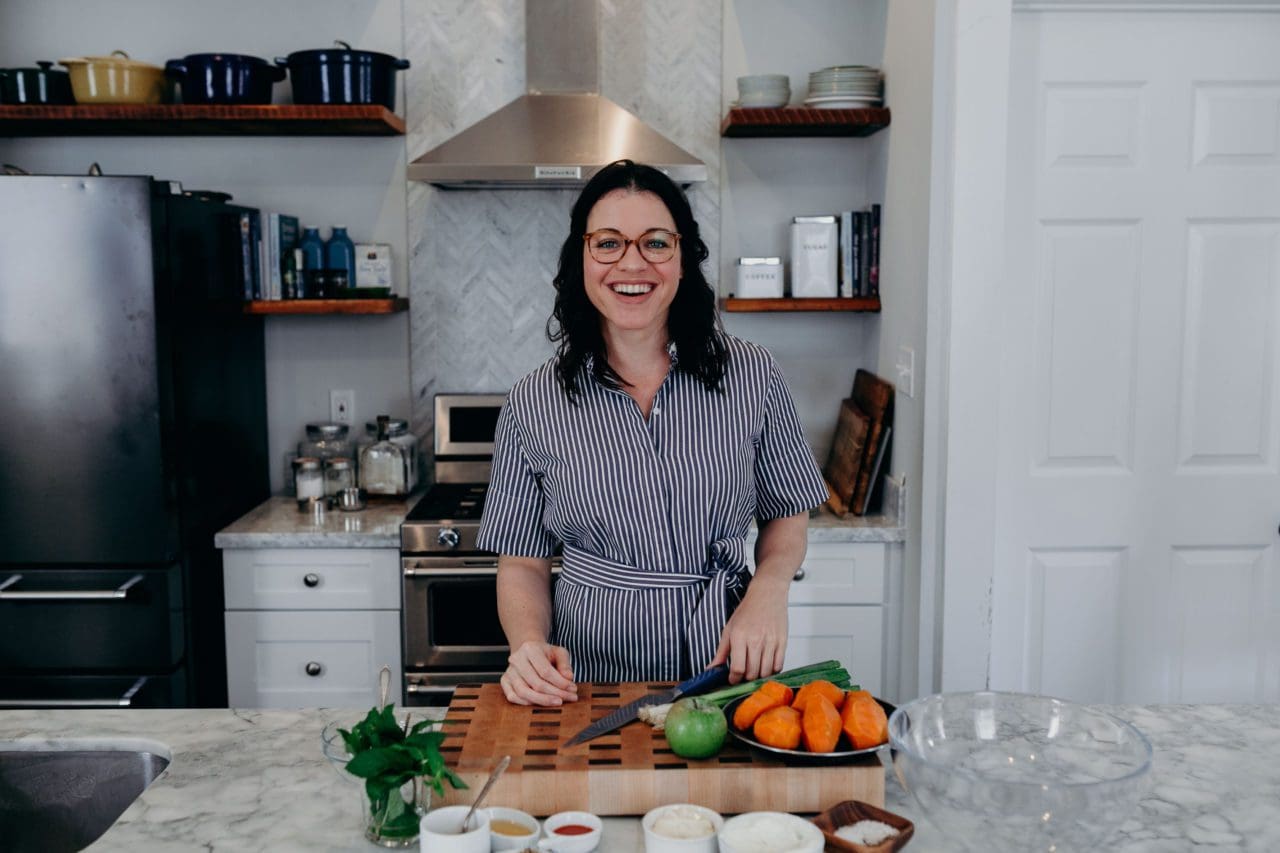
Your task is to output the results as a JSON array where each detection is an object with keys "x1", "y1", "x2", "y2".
[{"x1": 563, "y1": 664, "x2": 730, "y2": 747}]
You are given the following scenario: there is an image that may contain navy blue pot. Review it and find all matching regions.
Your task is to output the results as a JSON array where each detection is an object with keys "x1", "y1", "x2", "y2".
[
  {"x1": 276, "y1": 43, "x2": 409, "y2": 110},
  {"x1": 164, "y1": 54, "x2": 283, "y2": 105}
]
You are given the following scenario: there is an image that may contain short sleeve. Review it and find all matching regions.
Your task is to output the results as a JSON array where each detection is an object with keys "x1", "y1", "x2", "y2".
[
  {"x1": 476, "y1": 400, "x2": 558, "y2": 558},
  {"x1": 754, "y1": 359, "x2": 830, "y2": 522}
]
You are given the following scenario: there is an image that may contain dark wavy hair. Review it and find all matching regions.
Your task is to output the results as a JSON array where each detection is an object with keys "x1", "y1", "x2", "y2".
[{"x1": 547, "y1": 159, "x2": 728, "y2": 401}]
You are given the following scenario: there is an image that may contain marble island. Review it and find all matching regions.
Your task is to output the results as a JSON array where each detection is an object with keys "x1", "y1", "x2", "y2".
[{"x1": 1, "y1": 703, "x2": 1275, "y2": 851}]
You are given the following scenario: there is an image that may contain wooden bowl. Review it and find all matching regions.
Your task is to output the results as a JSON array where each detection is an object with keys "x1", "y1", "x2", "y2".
[{"x1": 810, "y1": 800, "x2": 914, "y2": 852}]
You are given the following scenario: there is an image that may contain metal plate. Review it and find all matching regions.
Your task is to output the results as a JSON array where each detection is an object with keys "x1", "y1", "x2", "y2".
[{"x1": 722, "y1": 694, "x2": 895, "y2": 765}]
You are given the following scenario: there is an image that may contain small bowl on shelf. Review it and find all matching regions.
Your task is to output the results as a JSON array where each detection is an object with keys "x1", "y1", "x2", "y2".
[{"x1": 811, "y1": 800, "x2": 914, "y2": 852}]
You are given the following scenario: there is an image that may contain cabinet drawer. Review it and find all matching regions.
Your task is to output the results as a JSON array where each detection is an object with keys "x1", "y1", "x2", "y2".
[
  {"x1": 225, "y1": 610, "x2": 401, "y2": 708},
  {"x1": 223, "y1": 548, "x2": 399, "y2": 610},
  {"x1": 785, "y1": 543, "x2": 885, "y2": 605},
  {"x1": 784, "y1": 605, "x2": 882, "y2": 696}
]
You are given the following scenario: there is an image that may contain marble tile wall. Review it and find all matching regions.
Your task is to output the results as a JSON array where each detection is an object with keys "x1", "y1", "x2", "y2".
[{"x1": 404, "y1": 0, "x2": 721, "y2": 455}]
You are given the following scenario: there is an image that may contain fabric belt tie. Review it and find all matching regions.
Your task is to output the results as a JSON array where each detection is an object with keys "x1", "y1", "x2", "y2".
[{"x1": 560, "y1": 539, "x2": 750, "y2": 670}]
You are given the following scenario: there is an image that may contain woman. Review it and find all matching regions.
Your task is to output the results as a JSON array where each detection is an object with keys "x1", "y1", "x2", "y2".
[{"x1": 476, "y1": 160, "x2": 829, "y2": 706}]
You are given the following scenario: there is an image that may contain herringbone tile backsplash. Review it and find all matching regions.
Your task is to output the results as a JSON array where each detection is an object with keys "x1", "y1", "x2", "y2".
[{"x1": 404, "y1": 0, "x2": 721, "y2": 457}]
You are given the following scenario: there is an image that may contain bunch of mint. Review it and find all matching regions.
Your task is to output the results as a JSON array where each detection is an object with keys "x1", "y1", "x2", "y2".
[{"x1": 338, "y1": 705, "x2": 468, "y2": 838}]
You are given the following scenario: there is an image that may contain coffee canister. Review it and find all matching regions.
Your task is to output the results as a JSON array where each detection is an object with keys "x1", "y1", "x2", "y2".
[{"x1": 735, "y1": 257, "x2": 784, "y2": 298}]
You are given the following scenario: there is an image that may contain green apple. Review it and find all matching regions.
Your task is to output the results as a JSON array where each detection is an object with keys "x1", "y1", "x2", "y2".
[{"x1": 663, "y1": 697, "x2": 728, "y2": 759}]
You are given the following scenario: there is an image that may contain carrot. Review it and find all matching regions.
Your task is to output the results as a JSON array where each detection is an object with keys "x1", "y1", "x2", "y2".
[
  {"x1": 791, "y1": 679, "x2": 846, "y2": 712},
  {"x1": 753, "y1": 705, "x2": 803, "y2": 750},
  {"x1": 756, "y1": 680, "x2": 795, "y2": 705},
  {"x1": 801, "y1": 694, "x2": 842, "y2": 753},
  {"x1": 840, "y1": 689, "x2": 888, "y2": 749},
  {"x1": 732, "y1": 688, "x2": 785, "y2": 731}
]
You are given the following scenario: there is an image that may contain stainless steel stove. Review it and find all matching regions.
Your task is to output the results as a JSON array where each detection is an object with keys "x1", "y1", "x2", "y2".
[{"x1": 400, "y1": 394, "x2": 508, "y2": 705}]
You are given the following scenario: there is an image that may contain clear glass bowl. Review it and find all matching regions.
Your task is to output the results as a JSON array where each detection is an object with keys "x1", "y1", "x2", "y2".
[{"x1": 887, "y1": 692, "x2": 1152, "y2": 852}]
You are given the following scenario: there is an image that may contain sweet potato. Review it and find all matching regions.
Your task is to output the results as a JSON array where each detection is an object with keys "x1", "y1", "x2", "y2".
[
  {"x1": 840, "y1": 689, "x2": 888, "y2": 749},
  {"x1": 757, "y1": 680, "x2": 795, "y2": 705},
  {"x1": 732, "y1": 688, "x2": 785, "y2": 731},
  {"x1": 791, "y1": 679, "x2": 846, "y2": 712},
  {"x1": 801, "y1": 694, "x2": 842, "y2": 753},
  {"x1": 753, "y1": 705, "x2": 803, "y2": 750}
]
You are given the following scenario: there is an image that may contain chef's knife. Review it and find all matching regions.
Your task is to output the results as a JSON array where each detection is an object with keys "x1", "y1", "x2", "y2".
[{"x1": 563, "y1": 664, "x2": 731, "y2": 747}]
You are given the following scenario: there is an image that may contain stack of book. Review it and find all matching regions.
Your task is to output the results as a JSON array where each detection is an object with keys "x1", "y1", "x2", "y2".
[
  {"x1": 838, "y1": 203, "x2": 881, "y2": 298},
  {"x1": 232, "y1": 210, "x2": 300, "y2": 301}
]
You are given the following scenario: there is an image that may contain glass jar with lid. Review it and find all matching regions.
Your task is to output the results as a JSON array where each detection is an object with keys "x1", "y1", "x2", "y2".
[
  {"x1": 383, "y1": 417, "x2": 420, "y2": 493},
  {"x1": 359, "y1": 415, "x2": 407, "y2": 497},
  {"x1": 292, "y1": 457, "x2": 324, "y2": 507},
  {"x1": 323, "y1": 457, "x2": 355, "y2": 497},
  {"x1": 299, "y1": 422, "x2": 353, "y2": 462}
]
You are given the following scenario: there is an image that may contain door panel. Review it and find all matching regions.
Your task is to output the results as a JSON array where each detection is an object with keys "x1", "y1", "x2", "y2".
[{"x1": 996, "y1": 10, "x2": 1280, "y2": 703}]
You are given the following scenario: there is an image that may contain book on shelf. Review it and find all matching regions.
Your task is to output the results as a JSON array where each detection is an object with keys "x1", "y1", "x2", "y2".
[
  {"x1": 858, "y1": 209, "x2": 872, "y2": 298},
  {"x1": 869, "y1": 203, "x2": 881, "y2": 297},
  {"x1": 839, "y1": 211, "x2": 854, "y2": 298}
]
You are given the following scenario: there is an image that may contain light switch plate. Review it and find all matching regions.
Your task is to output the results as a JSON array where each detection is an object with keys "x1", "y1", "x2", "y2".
[
  {"x1": 895, "y1": 346, "x2": 915, "y2": 398},
  {"x1": 330, "y1": 389, "x2": 355, "y2": 425}
]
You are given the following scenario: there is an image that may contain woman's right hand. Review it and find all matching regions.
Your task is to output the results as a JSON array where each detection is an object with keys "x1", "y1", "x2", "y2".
[{"x1": 501, "y1": 640, "x2": 578, "y2": 706}]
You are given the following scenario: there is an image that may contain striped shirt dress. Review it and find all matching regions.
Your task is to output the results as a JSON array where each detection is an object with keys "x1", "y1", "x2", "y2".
[{"x1": 475, "y1": 335, "x2": 829, "y2": 682}]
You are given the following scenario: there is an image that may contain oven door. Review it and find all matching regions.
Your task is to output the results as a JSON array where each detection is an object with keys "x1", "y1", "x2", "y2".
[{"x1": 401, "y1": 555, "x2": 557, "y2": 706}]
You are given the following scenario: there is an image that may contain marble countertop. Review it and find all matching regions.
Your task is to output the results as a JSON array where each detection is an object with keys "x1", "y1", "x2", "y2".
[
  {"x1": 1, "y1": 703, "x2": 1274, "y2": 851},
  {"x1": 214, "y1": 478, "x2": 907, "y2": 550}
]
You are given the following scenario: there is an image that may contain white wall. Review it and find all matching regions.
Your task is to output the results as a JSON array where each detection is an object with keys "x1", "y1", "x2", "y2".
[
  {"x1": 869, "y1": 0, "x2": 937, "y2": 701},
  {"x1": 0, "y1": 0, "x2": 412, "y2": 493}
]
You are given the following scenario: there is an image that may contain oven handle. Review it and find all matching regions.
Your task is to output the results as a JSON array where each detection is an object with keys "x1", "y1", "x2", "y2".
[
  {"x1": 0, "y1": 573, "x2": 143, "y2": 601},
  {"x1": 402, "y1": 559, "x2": 561, "y2": 576},
  {"x1": 0, "y1": 676, "x2": 147, "y2": 708}
]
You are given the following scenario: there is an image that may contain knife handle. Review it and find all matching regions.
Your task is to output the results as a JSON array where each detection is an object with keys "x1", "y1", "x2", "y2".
[{"x1": 673, "y1": 664, "x2": 731, "y2": 699}]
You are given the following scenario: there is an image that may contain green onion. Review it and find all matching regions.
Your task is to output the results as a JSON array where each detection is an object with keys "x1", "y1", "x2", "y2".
[{"x1": 700, "y1": 659, "x2": 857, "y2": 707}]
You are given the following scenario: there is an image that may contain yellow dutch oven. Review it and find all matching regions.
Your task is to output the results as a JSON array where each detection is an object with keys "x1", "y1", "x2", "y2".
[{"x1": 58, "y1": 51, "x2": 165, "y2": 104}]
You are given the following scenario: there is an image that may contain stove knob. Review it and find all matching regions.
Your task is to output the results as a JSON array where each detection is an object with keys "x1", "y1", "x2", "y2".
[{"x1": 437, "y1": 527, "x2": 460, "y2": 549}]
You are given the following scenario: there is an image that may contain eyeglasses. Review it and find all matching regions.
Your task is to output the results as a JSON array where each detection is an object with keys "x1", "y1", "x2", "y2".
[{"x1": 583, "y1": 228, "x2": 681, "y2": 264}]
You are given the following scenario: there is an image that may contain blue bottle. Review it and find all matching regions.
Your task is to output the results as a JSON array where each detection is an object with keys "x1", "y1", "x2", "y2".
[
  {"x1": 298, "y1": 227, "x2": 325, "y2": 297},
  {"x1": 325, "y1": 225, "x2": 356, "y2": 292}
]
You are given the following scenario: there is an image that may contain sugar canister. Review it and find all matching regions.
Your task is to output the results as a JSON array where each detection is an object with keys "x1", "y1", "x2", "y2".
[{"x1": 790, "y1": 215, "x2": 838, "y2": 298}]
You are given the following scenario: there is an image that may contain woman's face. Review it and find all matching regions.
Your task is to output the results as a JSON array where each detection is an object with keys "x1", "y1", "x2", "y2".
[{"x1": 582, "y1": 188, "x2": 681, "y2": 340}]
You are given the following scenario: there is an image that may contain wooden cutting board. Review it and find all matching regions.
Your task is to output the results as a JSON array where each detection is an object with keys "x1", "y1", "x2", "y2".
[
  {"x1": 849, "y1": 370, "x2": 894, "y2": 516},
  {"x1": 435, "y1": 683, "x2": 885, "y2": 817},
  {"x1": 823, "y1": 398, "x2": 871, "y2": 517}
]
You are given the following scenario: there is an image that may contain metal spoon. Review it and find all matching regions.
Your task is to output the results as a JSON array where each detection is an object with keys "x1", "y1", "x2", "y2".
[
  {"x1": 378, "y1": 665, "x2": 391, "y2": 709},
  {"x1": 460, "y1": 754, "x2": 511, "y2": 833}
]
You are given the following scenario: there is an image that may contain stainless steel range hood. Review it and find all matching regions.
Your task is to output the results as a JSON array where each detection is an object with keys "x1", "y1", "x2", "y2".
[{"x1": 407, "y1": 0, "x2": 707, "y2": 189}]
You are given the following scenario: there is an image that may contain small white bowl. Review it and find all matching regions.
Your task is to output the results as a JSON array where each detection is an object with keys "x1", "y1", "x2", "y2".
[
  {"x1": 420, "y1": 805, "x2": 491, "y2": 852},
  {"x1": 642, "y1": 803, "x2": 723, "y2": 853},
  {"x1": 539, "y1": 810, "x2": 602, "y2": 852},
  {"x1": 717, "y1": 812, "x2": 824, "y2": 853},
  {"x1": 486, "y1": 805, "x2": 540, "y2": 851}
]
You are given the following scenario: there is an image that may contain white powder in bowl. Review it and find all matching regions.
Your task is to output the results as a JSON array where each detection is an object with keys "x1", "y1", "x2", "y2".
[
  {"x1": 652, "y1": 806, "x2": 716, "y2": 839},
  {"x1": 835, "y1": 819, "x2": 900, "y2": 846},
  {"x1": 720, "y1": 813, "x2": 822, "y2": 852}
]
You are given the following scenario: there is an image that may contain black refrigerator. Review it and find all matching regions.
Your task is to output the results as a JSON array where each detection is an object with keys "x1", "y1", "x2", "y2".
[{"x1": 0, "y1": 175, "x2": 269, "y2": 708}]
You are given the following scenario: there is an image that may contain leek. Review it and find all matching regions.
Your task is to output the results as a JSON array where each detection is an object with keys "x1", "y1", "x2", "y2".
[{"x1": 699, "y1": 659, "x2": 858, "y2": 707}]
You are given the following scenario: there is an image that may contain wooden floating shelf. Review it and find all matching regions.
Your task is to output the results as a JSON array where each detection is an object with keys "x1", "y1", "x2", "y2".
[
  {"x1": 242, "y1": 298, "x2": 408, "y2": 316},
  {"x1": 721, "y1": 107, "x2": 890, "y2": 138},
  {"x1": 0, "y1": 104, "x2": 405, "y2": 136},
  {"x1": 722, "y1": 296, "x2": 881, "y2": 313}
]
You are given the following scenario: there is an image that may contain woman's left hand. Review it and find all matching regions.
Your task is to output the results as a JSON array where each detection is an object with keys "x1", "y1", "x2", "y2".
[{"x1": 708, "y1": 575, "x2": 789, "y2": 683}]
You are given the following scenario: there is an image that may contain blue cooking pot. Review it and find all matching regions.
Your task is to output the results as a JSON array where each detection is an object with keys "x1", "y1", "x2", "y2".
[
  {"x1": 164, "y1": 53, "x2": 283, "y2": 105},
  {"x1": 275, "y1": 41, "x2": 409, "y2": 110}
]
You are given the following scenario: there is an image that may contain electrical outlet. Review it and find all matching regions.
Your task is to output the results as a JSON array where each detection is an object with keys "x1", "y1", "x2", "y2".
[
  {"x1": 330, "y1": 389, "x2": 355, "y2": 425},
  {"x1": 895, "y1": 346, "x2": 916, "y2": 399}
]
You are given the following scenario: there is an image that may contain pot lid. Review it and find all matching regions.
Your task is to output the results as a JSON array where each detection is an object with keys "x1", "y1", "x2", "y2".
[{"x1": 58, "y1": 51, "x2": 162, "y2": 71}]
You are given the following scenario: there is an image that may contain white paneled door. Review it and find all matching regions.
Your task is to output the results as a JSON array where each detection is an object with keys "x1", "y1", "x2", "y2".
[{"x1": 993, "y1": 9, "x2": 1280, "y2": 703}]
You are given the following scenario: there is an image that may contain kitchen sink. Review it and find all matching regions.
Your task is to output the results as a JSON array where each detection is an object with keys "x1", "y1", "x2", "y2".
[{"x1": 0, "y1": 739, "x2": 171, "y2": 853}]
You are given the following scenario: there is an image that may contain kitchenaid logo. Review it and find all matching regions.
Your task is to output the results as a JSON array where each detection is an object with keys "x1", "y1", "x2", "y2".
[{"x1": 535, "y1": 165, "x2": 582, "y2": 179}]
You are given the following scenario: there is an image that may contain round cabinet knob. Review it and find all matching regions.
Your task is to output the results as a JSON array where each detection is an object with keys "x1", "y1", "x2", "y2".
[
  {"x1": 305, "y1": 661, "x2": 323, "y2": 677},
  {"x1": 303, "y1": 573, "x2": 320, "y2": 588},
  {"x1": 793, "y1": 567, "x2": 806, "y2": 582},
  {"x1": 437, "y1": 527, "x2": 460, "y2": 549}
]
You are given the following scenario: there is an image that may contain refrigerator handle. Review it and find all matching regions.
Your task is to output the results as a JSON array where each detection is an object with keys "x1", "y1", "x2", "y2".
[
  {"x1": 0, "y1": 676, "x2": 147, "y2": 708},
  {"x1": 0, "y1": 574, "x2": 143, "y2": 601}
]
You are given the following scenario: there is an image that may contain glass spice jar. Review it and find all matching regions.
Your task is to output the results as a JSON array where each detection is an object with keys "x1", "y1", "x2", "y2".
[
  {"x1": 359, "y1": 415, "x2": 407, "y2": 497},
  {"x1": 299, "y1": 422, "x2": 353, "y2": 463},
  {"x1": 324, "y1": 457, "x2": 355, "y2": 497},
  {"x1": 292, "y1": 457, "x2": 324, "y2": 507}
]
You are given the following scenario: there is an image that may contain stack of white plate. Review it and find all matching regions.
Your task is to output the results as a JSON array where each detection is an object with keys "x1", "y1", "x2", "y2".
[
  {"x1": 804, "y1": 65, "x2": 882, "y2": 108},
  {"x1": 736, "y1": 74, "x2": 790, "y2": 109}
]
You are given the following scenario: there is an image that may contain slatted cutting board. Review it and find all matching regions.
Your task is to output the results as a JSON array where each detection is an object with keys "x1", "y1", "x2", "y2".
[{"x1": 434, "y1": 682, "x2": 884, "y2": 817}]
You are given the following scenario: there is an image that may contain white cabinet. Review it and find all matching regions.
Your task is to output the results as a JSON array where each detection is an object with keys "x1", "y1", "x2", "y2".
[
  {"x1": 223, "y1": 548, "x2": 401, "y2": 708},
  {"x1": 749, "y1": 541, "x2": 889, "y2": 697}
]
